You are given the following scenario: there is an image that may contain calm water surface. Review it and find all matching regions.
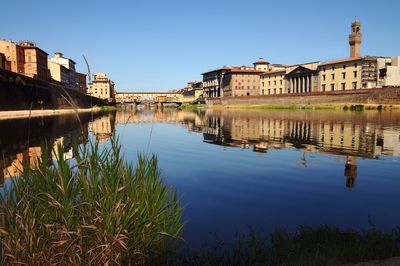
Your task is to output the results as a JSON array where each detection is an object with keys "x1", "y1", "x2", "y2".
[{"x1": 1, "y1": 109, "x2": 400, "y2": 247}]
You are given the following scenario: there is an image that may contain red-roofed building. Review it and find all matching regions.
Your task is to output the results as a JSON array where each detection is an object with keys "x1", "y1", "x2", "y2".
[{"x1": 0, "y1": 39, "x2": 49, "y2": 82}]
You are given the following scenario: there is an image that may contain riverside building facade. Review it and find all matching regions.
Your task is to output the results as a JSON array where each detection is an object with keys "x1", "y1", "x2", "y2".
[
  {"x1": 0, "y1": 40, "x2": 49, "y2": 82},
  {"x1": 203, "y1": 20, "x2": 400, "y2": 98},
  {"x1": 88, "y1": 72, "x2": 115, "y2": 102},
  {"x1": 48, "y1": 52, "x2": 78, "y2": 88}
]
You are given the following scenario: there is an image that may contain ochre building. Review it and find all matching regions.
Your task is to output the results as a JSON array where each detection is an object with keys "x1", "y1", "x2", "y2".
[
  {"x1": 0, "y1": 40, "x2": 49, "y2": 82},
  {"x1": 88, "y1": 72, "x2": 115, "y2": 102}
]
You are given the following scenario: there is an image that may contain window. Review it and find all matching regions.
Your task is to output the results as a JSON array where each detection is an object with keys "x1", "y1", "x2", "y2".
[
  {"x1": 331, "y1": 84, "x2": 335, "y2": 91},
  {"x1": 268, "y1": 89, "x2": 271, "y2": 95},
  {"x1": 353, "y1": 71, "x2": 357, "y2": 78},
  {"x1": 262, "y1": 89, "x2": 265, "y2": 95},
  {"x1": 332, "y1": 66, "x2": 335, "y2": 71},
  {"x1": 343, "y1": 65, "x2": 346, "y2": 69},
  {"x1": 341, "y1": 83, "x2": 346, "y2": 91},
  {"x1": 274, "y1": 88, "x2": 276, "y2": 94},
  {"x1": 274, "y1": 81, "x2": 276, "y2": 85},
  {"x1": 262, "y1": 82, "x2": 264, "y2": 87},
  {"x1": 354, "y1": 63, "x2": 358, "y2": 67},
  {"x1": 342, "y1": 72, "x2": 346, "y2": 79},
  {"x1": 322, "y1": 84, "x2": 326, "y2": 91},
  {"x1": 268, "y1": 81, "x2": 271, "y2": 86},
  {"x1": 280, "y1": 80, "x2": 283, "y2": 85},
  {"x1": 331, "y1": 74, "x2": 335, "y2": 80},
  {"x1": 323, "y1": 67, "x2": 326, "y2": 72},
  {"x1": 352, "y1": 81, "x2": 357, "y2": 90},
  {"x1": 279, "y1": 88, "x2": 282, "y2": 94},
  {"x1": 288, "y1": 88, "x2": 291, "y2": 93},
  {"x1": 322, "y1": 74, "x2": 326, "y2": 81}
]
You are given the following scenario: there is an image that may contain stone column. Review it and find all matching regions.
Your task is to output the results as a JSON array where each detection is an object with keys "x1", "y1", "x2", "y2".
[
  {"x1": 306, "y1": 76, "x2": 309, "y2": 92},
  {"x1": 299, "y1": 77, "x2": 302, "y2": 93},
  {"x1": 297, "y1": 77, "x2": 301, "y2": 93},
  {"x1": 297, "y1": 77, "x2": 300, "y2": 93},
  {"x1": 293, "y1": 78, "x2": 296, "y2": 93}
]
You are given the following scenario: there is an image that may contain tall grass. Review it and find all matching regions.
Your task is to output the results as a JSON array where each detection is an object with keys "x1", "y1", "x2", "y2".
[
  {"x1": 0, "y1": 138, "x2": 184, "y2": 265},
  {"x1": 184, "y1": 226, "x2": 400, "y2": 265}
]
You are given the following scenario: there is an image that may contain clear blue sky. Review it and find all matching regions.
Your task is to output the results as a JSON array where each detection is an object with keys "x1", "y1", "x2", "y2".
[{"x1": 1, "y1": 0, "x2": 399, "y2": 92}]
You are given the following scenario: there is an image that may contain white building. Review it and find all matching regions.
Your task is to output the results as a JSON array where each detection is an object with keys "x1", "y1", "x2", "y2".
[
  {"x1": 48, "y1": 52, "x2": 78, "y2": 89},
  {"x1": 378, "y1": 56, "x2": 400, "y2": 87}
]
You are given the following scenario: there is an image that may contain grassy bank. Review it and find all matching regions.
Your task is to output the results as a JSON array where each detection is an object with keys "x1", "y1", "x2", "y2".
[
  {"x1": 98, "y1": 105, "x2": 117, "y2": 111},
  {"x1": 180, "y1": 104, "x2": 208, "y2": 110},
  {"x1": 182, "y1": 226, "x2": 400, "y2": 265},
  {"x1": 1, "y1": 138, "x2": 400, "y2": 265},
  {"x1": 0, "y1": 138, "x2": 183, "y2": 265},
  {"x1": 207, "y1": 103, "x2": 400, "y2": 111}
]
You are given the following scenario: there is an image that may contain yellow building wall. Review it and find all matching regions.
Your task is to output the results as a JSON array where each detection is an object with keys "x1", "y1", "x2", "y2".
[
  {"x1": 260, "y1": 72, "x2": 286, "y2": 95},
  {"x1": 319, "y1": 60, "x2": 362, "y2": 91}
]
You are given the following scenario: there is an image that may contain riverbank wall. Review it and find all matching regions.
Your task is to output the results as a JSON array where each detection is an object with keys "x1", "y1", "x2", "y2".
[
  {"x1": 205, "y1": 87, "x2": 400, "y2": 106},
  {"x1": 0, "y1": 69, "x2": 108, "y2": 111},
  {"x1": 0, "y1": 108, "x2": 102, "y2": 120}
]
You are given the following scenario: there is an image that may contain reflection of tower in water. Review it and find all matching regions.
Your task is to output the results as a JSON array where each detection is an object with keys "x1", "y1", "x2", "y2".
[{"x1": 344, "y1": 156, "x2": 357, "y2": 188}]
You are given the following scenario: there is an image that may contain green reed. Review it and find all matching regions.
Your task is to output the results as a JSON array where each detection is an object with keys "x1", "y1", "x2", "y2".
[
  {"x1": 184, "y1": 225, "x2": 400, "y2": 266},
  {"x1": 0, "y1": 138, "x2": 184, "y2": 265}
]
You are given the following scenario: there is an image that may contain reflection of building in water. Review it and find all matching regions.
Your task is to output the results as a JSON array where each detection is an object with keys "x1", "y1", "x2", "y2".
[
  {"x1": 196, "y1": 110, "x2": 400, "y2": 188},
  {"x1": 2, "y1": 147, "x2": 42, "y2": 178},
  {"x1": 52, "y1": 137, "x2": 73, "y2": 160},
  {"x1": 344, "y1": 156, "x2": 357, "y2": 188},
  {"x1": 112, "y1": 109, "x2": 400, "y2": 189},
  {"x1": 379, "y1": 129, "x2": 400, "y2": 156},
  {"x1": 89, "y1": 114, "x2": 115, "y2": 142}
]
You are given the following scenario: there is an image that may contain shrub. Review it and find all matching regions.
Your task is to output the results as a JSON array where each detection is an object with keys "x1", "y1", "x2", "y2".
[
  {"x1": 0, "y1": 138, "x2": 184, "y2": 265},
  {"x1": 350, "y1": 105, "x2": 364, "y2": 111}
]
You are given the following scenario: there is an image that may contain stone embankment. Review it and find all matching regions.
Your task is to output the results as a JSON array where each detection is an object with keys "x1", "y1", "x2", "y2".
[
  {"x1": 206, "y1": 87, "x2": 400, "y2": 106},
  {"x1": 0, "y1": 69, "x2": 108, "y2": 112},
  {"x1": 0, "y1": 108, "x2": 101, "y2": 120}
]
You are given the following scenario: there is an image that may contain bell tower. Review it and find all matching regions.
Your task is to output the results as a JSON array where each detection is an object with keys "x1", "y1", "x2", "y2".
[{"x1": 349, "y1": 19, "x2": 362, "y2": 58}]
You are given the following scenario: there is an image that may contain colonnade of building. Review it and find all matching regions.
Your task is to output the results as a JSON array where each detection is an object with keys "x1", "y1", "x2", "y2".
[{"x1": 288, "y1": 75, "x2": 313, "y2": 93}]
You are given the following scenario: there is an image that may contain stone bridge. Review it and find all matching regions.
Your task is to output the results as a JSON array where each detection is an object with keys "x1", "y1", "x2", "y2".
[{"x1": 115, "y1": 92, "x2": 183, "y2": 105}]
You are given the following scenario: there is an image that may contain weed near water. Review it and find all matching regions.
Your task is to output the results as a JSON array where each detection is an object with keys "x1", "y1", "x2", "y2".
[
  {"x1": 183, "y1": 225, "x2": 400, "y2": 266},
  {"x1": 0, "y1": 138, "x2": 184, "y2": 265}
]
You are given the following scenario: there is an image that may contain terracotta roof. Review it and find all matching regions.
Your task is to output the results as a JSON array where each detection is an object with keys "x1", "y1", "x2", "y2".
[
  {"x1": 320, "y1": 57, "x2": 363, "y2": 66},
  {"x1": 260, "y1": 69, "x2": 286, "y2": 76},
  {"x1": 228, "y1": 68, "x2": 264, "y2": 74},
  {"x1": 253, "y1": 58, "x2": 270, "y2": 65},
  {"x1": 22, "y1": 45, "x2": 49, "y2": 55},
  {"x1": 201, "y1": 67, "x2": 232, "y2": 75}
]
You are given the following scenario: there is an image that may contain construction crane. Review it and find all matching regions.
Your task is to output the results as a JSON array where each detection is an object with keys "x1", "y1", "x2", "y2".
[{"x1": 83, "y1": 55, "x2": 91, "y2": 83}]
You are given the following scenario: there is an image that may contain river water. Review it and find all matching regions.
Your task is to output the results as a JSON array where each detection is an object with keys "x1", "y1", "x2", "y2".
[{"x1": 1, "y1": 109, "x2": 400, "y2": 247}]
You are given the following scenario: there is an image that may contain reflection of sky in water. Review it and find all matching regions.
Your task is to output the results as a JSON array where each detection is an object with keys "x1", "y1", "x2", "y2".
[
  {"x1": 1, "y1": 109, "x2": 400, "y2": 247},
  {"x1": 114, "y1": 109, "x2": 400, "y2": 247}
]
